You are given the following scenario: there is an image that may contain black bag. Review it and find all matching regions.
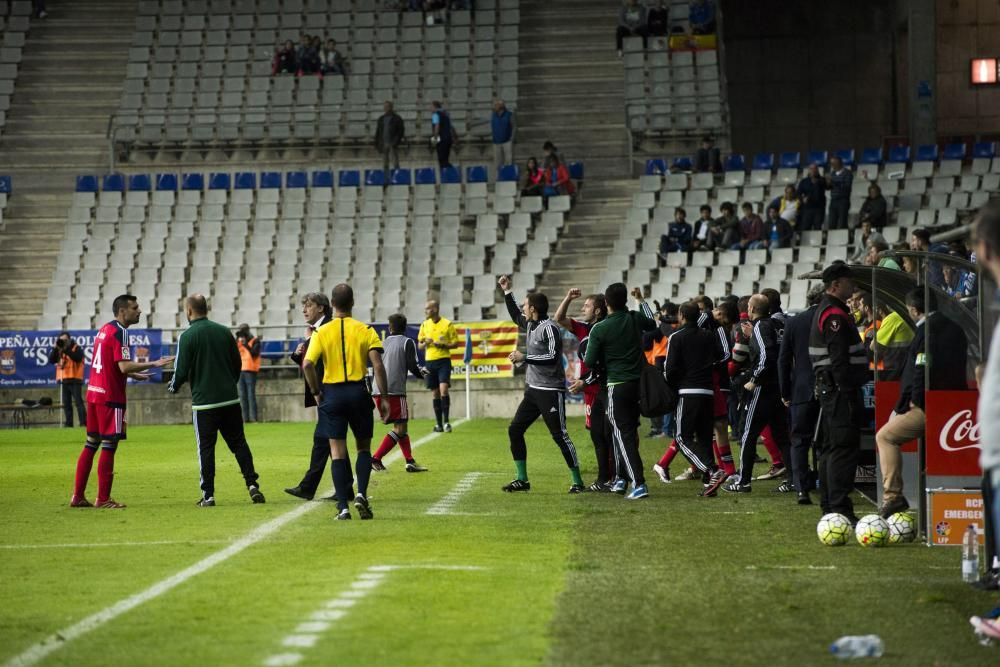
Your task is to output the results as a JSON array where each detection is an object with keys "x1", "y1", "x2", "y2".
[{"x1": 639, "y1": 361, "x2": 677, "y2": 417}]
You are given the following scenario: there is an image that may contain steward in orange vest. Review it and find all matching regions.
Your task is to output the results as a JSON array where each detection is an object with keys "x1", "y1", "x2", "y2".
[
  {"x1": 235, "y1": 324, "x2": 261, "y2": 422},
  {"x1": 48, "y1": 332, "x2": 86, "y2": 427}
]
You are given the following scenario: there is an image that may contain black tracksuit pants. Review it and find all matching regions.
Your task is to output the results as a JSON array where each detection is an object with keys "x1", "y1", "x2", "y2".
[
  {"x1": 194, "y1": 403, "x2": 260, "y2": 498},
  {"x1": 607, "y1": 380, "x2": 645, "y2": 486},
  {"x1": 674, "y1": 393, "x2": 716, "y2": 473},
  {"x1": 790, "y1": 399, "x2": 820, "y2": 493},
  {"x1": 816, "y1": 387, "x2": 863, "y2": 518},
  {"x1": 589, "y1": 389, "x2": 614, "y2": 484},
  {"x1": 508, "y1": 387, "x2": 579, "y2": 469},
  {"x1": 736, "y1": 384, "x2": 791, "y2": 486}
]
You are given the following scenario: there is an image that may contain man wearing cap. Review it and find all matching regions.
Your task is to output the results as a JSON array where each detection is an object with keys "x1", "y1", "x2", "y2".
[{"x1": 809, "y1": 262, "x2": 869, "y2": 523}]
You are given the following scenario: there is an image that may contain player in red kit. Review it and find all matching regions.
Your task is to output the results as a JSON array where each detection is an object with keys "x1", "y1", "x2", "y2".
[{"x1": 70, "y1": 295, "x2": 173, "y2": 509}]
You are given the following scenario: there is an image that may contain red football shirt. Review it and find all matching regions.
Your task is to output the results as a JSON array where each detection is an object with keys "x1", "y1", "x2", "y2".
[
  {"x1": 86, "y1": 321, "x2": 130, "y2": 406},
  {"x1": 569, "y1": 319, "x2": 599, "y2": 400}
]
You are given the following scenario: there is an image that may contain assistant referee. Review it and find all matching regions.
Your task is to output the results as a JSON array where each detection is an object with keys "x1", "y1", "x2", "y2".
[{"x1": 303, "y1": 284, "x2": 390, "y2": 521}]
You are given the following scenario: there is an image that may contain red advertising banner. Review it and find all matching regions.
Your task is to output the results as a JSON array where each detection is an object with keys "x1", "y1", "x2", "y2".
[
  {"x1": 874, "y1": 380, "x2": 917, "y2": 452},
  {"x1": 924, "y1": 390, "x2": 982, "y2": 477}
]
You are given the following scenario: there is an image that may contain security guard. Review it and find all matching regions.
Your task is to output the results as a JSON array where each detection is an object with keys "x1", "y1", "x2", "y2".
[
  {"x1": 809, "y1": 262, "x2": 869, "y2": 522},
  {"x1": 303, "y1": 284, "x2": 390, "y2": 521}
]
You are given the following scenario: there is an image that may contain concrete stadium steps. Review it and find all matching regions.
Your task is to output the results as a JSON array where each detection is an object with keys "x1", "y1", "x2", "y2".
[{"x1": 516, "y1": 0, "x2": 628, "y2": 179}]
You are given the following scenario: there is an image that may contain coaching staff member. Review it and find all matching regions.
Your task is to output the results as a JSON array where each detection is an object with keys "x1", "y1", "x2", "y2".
[
  {"x1": 49, "y1": 331, "x2": 86, "y2": 427},
  {"x1": 809, "y1": 263, "x2": 869, "y2": 523},
  {"x1": 169, "y1": 295, "x2": 265, "y2": 507},
  {"x1": 303, "y1": 284, "x2": 390, "y2": 521}
]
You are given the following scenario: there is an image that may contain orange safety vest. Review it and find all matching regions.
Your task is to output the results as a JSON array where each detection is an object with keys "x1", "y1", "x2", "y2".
[
  {"x1": 56, "y1": 347, "x2": 85, "y2": 382},
  {"x1": 238, "y1": 337, "x2": 262, "y2": 372},
  {"x1": 864, "y1": 320, "x2": 885, "y2": 371},
  {"x1": 644, "y1": 335, "x2": 668, "y2": 366}
]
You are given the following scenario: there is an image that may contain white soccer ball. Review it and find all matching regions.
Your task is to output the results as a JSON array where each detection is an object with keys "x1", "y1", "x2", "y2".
[
  {"x1": 886, "y1": 512, "x2": 917, "y2": 544},
  {"x1": 855, "y1": 514, "x2": 890, "y2": 547},
  {"x1": 817, "y1": 513, "x2": 853, "y2": 546}
]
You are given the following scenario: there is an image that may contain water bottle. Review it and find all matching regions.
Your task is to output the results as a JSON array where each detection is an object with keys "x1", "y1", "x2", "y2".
[
  {"x1": 829, "y1": 635, "x2": 884, "y2": 659},
  {"x1": 770, "y1": 223, "x2": 780, "y2": 247},
  {"x1": 962, "y1": 524, "x2": 980, "y2": 583}
]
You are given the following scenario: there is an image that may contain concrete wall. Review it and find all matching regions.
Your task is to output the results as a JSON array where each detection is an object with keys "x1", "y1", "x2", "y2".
[{"x1": 936, "y1": 0, "x2": 1000, "y2": 136}]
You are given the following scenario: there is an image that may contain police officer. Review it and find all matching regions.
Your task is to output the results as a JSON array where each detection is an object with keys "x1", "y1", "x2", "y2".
[{"x1": 809, "y1": 262, "x2": 869, "y2": 523}]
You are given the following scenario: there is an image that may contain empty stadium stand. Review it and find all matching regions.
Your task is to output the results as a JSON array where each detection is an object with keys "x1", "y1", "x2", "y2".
[{"x1": 0, "y1": 1, "x2": 30, "y2": 140}]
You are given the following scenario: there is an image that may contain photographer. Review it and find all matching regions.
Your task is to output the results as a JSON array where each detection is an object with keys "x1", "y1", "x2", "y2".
[
  {"x1": 235, "y1": 324, "x2": 261, "y2": 423},
  {"x1": 48, "y1": 331, "x2": 86, "y2": 427}
]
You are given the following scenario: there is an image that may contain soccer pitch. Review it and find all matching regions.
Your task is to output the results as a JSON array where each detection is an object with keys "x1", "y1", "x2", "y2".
[{"x1": 1, "y1": 419, "x2": 996, "y2": 666}]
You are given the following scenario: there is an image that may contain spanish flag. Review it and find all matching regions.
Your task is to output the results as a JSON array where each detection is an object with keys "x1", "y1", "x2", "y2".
[{"x1": 450, "y1": 320, "x2": 519, "y2": 379}]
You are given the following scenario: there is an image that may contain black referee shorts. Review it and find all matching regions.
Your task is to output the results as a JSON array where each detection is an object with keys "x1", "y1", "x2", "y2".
[{"x1": 318, "y1": 382, "x2": 374, "y2": 440}]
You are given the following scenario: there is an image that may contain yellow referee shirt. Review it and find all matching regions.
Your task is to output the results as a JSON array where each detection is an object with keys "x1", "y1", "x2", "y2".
[
  {"x1": 304, "y1": 317, "x2": 383, "y2": 383},
  {"x1": 418, "y1": 317, "x2": 458, "y2": 361}
]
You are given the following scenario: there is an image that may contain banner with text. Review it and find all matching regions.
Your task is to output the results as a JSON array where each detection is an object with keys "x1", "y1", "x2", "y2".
[{"x1": 924, "y1": 389, "x2": 981, "y2": 478}]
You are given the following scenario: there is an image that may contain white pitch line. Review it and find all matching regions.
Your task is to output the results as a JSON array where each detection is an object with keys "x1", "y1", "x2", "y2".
[
  {"x1": 745, "y1": 565, "x2": 837, "y2": 571},
  {"x1": 3, "y1": 421, "x2": 465, "y2": 667},
  {"x1": 425, "y1": 472, "x2": 484, "y2": 515},
  {"x1": 262, "y1": 654, "x2": 302, "y2": 667},
  {"x1": 0, "y1": 540, "x2": 231, "y2": 550}
]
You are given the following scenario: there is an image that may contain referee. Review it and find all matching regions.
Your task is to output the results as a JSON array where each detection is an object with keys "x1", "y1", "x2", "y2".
[
  {"x1": 303, "y1": 284, "x2": 390, "y2": 521},
  {"x1": 418, "y1": 299, "x2": 458, "y2": 432},
  {"x1": 168, "y1": 295, "x2": 265, "y2": 507}
]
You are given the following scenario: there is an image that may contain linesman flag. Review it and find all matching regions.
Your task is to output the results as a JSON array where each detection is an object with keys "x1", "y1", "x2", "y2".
[
  {"x1": 450, "y1": 320, "x2": 518, "y2": 379},
  {"x1": 463, "y1": 327, "x2": 473, "y2": 365}
]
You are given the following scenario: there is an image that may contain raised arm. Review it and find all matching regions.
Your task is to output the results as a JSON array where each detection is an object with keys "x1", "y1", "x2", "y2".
[
  {"x1": 554, "y1": 288, "x2": 581, "y2": 330},
  {"x1": 499, "y1": 274, "x2": 528, "y2": 330}
]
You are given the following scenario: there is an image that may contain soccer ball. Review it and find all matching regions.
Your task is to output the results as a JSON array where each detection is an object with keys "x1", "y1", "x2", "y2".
[
  {"x1": 886, "y1": 512, "x2": 917, "y2": 544},
  {"x1": 817, "y1": 513, "x2": 853, "y2": 546},
  {"x1": 855, "y1": 514, "x2": 890, "y2": 547}
]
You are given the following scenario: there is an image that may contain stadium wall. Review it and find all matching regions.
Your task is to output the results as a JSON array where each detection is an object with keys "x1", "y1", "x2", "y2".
[{"x1": 936, "y1": 0, "x2": 1000, "y2": 136}]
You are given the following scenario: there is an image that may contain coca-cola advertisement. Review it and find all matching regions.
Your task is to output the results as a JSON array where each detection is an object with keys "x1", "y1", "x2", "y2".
[{"x1": 924, "y1": 390, "x2": 982, "y2": 478}]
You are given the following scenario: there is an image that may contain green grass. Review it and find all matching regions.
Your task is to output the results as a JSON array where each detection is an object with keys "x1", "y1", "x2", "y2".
[{"x1": 0, "y1": 419, "x2": 997, "y2": 666}]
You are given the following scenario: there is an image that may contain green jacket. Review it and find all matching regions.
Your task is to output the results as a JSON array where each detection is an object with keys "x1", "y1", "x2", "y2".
[
  {"x1": 168, "y1": 318, "x2": 242, "y2": 410},
  {"x1": 583, "y1": 302, "x2": 657, "y2": 385}
]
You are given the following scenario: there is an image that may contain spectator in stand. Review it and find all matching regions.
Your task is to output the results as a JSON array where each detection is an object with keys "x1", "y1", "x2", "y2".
[
  {"x1": 491, "y1": 99, "x2": 516, "y2": 173},
  {"x1": 694, "y1": 135, "x2": 722, "y2": 173},
  {"x1": 730, "y1": 202, "x2": 765, "y2": 250},
  {"x1": 616, "y1": 0, "x2": 648, "y2": 58},
  {"x1": 542, "y1": 140, "x2": 565, "y2": 167},
  {"x1": 272, "y1": 40, "x2": 297, "y2": 75},
  {"x1": 543, "y1": 154, "x2": 575, "y2": 199},
  {"x1": 769, "y1": 184, "x2": 800, "y2": 228},
  {"x1": 295, "y1": 35, "x2": 319, "y2": 75},
  {"x1": 942, "y1": 248, "x2": 975, "y2": 299},
  {"x1": 431, "y1": 100, "x2": 455, "y2": 169},
  {"x1": 825, "y1": 155, "x2": 853, "y2": 230},
  {"x1": 49, "y1": 332, "x2": 86, "y2": 428},
  {"x1": 910, "y1": 228, "x2": 950, "y2": 287},
  {"x1": 660, "y1": 207, "x2": 693, "y2": 255},
  {"x1": 374, "y1": 101, "x2": 405, "y2": 175},
  {"x1": 322, "y1": 39, "x2": 345, "y2": 75},
  {"x1": 712, "y1": 201, "x2": 739, "y2": 248},
  {"x1": 689, "y1": 0, "x2": 717, "y2": 34},
  {"x1": 865, "y1": 238, "x2": 901, "y2": 270},
  {"x1": 850, "y1": 219, "x2": 886, "y2": 263},
  {"x1": 859, "y1": 183, "x2": 887, "y2": 230},
  {"x1": 796, "y1": 163, "x2": 827, "y2": 232},
  {"x1": 646, "y1": 0, "x2": 669, "y2": 36},
  {"x1": 521, "y1": 157, "x2": 544, "y2": 197},
  {"x1": 691, "y1": 204, "x2": 714, "y2": 251},
  {"x1": 901, "y1": 254, "x2": 919, "y2": 277},
  {"x1": 33, "y1": 0, "x2": 47, "y2": 19},
  {"x1": 763, "y1": 205, "x2": 793, "y2": 249}
]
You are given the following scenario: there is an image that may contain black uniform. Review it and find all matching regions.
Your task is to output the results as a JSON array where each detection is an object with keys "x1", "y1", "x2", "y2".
[
  {"x1": 779, "y1": 305, "x2": 820, "y2": 495},
  {"x1": 735, "y1": 316, "x2": 791, "y2": 487},
  {"x1": 576, "y1": 321, "x2": 614, "y2": 486},
  {"x1": 809, "y1": 294, "x2": 868, "y2": 519},
  {"x1": 664, "y1": 323, "x2": 725, "y2": 474}
]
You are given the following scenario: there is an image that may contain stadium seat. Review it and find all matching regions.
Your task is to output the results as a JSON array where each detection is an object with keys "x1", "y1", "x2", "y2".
[
  {"x1": 834, "y1": 148, "x2": 855, "y2": 167},
  {"x1": 806, "y1": 150, "x2": 828, "y2": 168},
  {"x1": 76, "y1": 175, "x2": 99, "y2": 192},
  {"x1": 972, "y1": 142, "x2": 996, "y2": 175}
]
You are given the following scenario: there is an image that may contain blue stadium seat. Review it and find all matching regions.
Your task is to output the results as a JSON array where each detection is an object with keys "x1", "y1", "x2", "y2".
[
  {"x1": 645, "y1": 158, "x2": 667, "y2": 175},
  {"x1": 208, "y1": 172, "x2": 230, "y2": 190},
  {"x1": 498, "y1": 164, "x2": 519, "y2": 182},
  {"x1": 260, "y1": 172, "x2": 281, "y2": 189},
  {"x1": 0, "y1": 176, "x2": 11, "y2": 193},
  {"x1": 752, "y1": 153, "x2": 774, "y2": 171},
  {"x1": 888, "y1": 145, "x2": 911, "y2": 163},
  {"x1": 76, "y1": 175, "x2": 99, "y2": 192},
  {"x1": 466, "y1": 166, "x2": 488, "y2": 183},
  {"x1": 859, "y1": 147, "x2": 883, "y2": 165},
  {"x1": 181, "y1": 173, "x2": 204, "y2": 190},
  {"x1": 234, "y1": 172, "x2": 257, "y2": 189},
  {"x1": 440, "y1": 166, "x2": 461, "y2": 183},
  {"x1": 286, "y1": 171, "x2": 308, "y2": 188},
  {"x1": 915, "y1": 144, "x2": 938, "y2": 162},
  {"x1": 128, "y1": 174, "x2": 151, "y2": 191},
  {"x1": 779, "y1": 152, "x2": 800, "y2": 169},
  {"x1": 259, "y1": 340, "x2": 286, "y2": 360},
  {"x1": 155, "y1": 173, "x2": 178, "y2": 191},
  {"x1": 102, "y1": 173, "x2": 125, "y2": 192},
  {"x1": 568, "y1": 162, "x2": 585, "y2": 181},
  {"x1": 363, "y1": 169, "x2": 385, "y2": 187},
  {"x1": 311, "y1": 170, "x2": 334, "y2": 187},
  {"x1": 806, "y1": 150, "x2": 828, "y2": 167},
  {"x1": 339, "y1": 170, "x2": 360, "y2": 187},
  {"x1": 415, "y1": 167, "x2": 437, "y2": 185},
  {"x1": 973, "y1": 141, "x2": 996, "y2": 159},
  {"x1": 942, "y1": 143, "x2": 966, "y2": 161},
  {"x1": 834, "y1": 149, "x2": 855, "y2": 166},
  {"x1": 389, "y1": 168, "x2": 412, "y2": 186},
  {"x1": 724, "y1": 154, "x2": 746, "y2": 172},
  {"x1": 671, "y1": 156, "x2": 693, "y2": 172}
]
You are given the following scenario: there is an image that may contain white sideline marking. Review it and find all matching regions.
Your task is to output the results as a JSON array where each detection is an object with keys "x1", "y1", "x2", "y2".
[
  {"x1": 262, "y1": 654, "x2": 302, "y2": 667},
  {"x1": 0, "y1": 540, "x2": 230, "y2": 550},
  {"x1": 282, "y1": 635, "x2": 319, "y2": 649},
  {"x1": 745, "y1": 565, "x2": 837, "y2": 571},
  {"x1": 425, "y1": 472, "x2": 484, "y2": 515},
  {"x1": 3, "y1": 421, "x2": 464, "y2": 667}
]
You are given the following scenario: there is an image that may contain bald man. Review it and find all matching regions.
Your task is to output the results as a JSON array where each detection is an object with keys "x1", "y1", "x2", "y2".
[
  {"x1": 418, "y1": 299, "x2": 459, "y2": 432},
  {"x1": 724, "y1": 294, "x2": 792, "y2": 494},
  {"x1": 169, "y1": 295, "x2": 265, "y2": 507}
]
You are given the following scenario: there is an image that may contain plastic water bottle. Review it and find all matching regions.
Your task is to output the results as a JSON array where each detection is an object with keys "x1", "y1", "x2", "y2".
[
  {"x1": 962, "y1": 524, "x2": 980, "y2": 583},
  {"x1": 830, "y1": 635, "x2": 884, "y2": 659},
  {"x1": 770, "y1": 223, "x2": 780, "y2": 247}
]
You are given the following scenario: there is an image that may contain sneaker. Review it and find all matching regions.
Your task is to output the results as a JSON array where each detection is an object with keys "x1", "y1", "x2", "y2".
[
  {"x1": 248, "y1": 485, "x2": 266, "y2": 504},
  {"x1": 879, "y1": 496, "x2": 910, "y2": 519},
  {"x1": 96, "y1": 498, "x2": 127, "y2": 509},
  {"x1": 755, "y1": 464, "x2": 786, "y2": 481},
  {"x1": 433, "y1": 424, "x2": 444, "y2": 433},
  {"x1": 652, "y1": 463, "x2": 671, "y2": 484},
  {"x1": 354, "y1": 494, "x2": 373, "y2": 520},
  {"x1": 773, "y1": 481, "x2": 794, "y2": 493},
  {"x1": 444, "y1": 423, "x2": 452, "y2": 433},
  {"x1": 568, "y1": 484, "x2": 585, "y2": 494},
  {"x1": 371, "y1": 459, "x2": 387, "y2": 472},
  {"x1": 701, "y1": 469, "x2": 728, "y2": 497},
  {"x1": 284, "y1": 486, "x2": 313, "y2": 500},
  {"x1": 196, "y1": 497, "x2": 215, "y2": 507},
  {"x1": 405, "y1": 461, "x2": 428, "y2": 472},
  {"x1": 723, "y1": 481, "x2": 751, "y2": 493},
  {"x1": 797, "y1": 492, "x2": 813, "y2": 505},
  {"x1": 69, "y1": 495, "x2": 92, "y2": 508},
  {"x1": 586, "y1": 481, "x2": 606, "y2": 492},
  {"x1": 625, "y1": 484, "x2": 649, "y2": 500},
  {"x1": 502, "y1": 479, "x2": 531, "y2": 492},
  {"x1": 335, "y1": 508, "x2": 352, "y2": 520},
  {"x1": 610, "y1": 479, "x2": 627, "y2": 495},
  {"x1": 970, "y1": 616, "x2": 1000, "y2": 639},
  {"x1": 674, "y1": 468, "x2": 698, "y2": 482}
]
